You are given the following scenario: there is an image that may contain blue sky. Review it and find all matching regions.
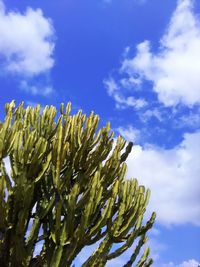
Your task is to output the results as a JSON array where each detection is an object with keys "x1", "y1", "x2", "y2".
[{"x1": 0, "y1": 0, "x2": 200, "y2": 266}]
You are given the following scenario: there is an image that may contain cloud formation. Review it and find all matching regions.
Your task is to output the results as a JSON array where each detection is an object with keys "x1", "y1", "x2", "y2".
[
  {"x1": 106, "y1": 0, "x2": 200, "y2": 108},
  {"x1": 104, "y1": 77, "x2": 147, "y2": 110},
  {"x1": 20, "y1": 80, "x2": 54, "y2": 96},
  {"x1": 120, "y1": 0, "x2": 200, "y2": 107},
  {"x1": 116, "y1": 125, "x2": 141, "y2": 142},
  {"x1": 0, "y1": 1, "x2": 55, "y2": 76},
  {"x1": 126, "y1": 130, "x2": 200, "y2": 226}
]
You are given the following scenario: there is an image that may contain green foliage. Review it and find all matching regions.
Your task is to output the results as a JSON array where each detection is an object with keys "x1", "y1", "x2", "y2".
[{"x1": 0, "y1": 101, "x2": 156, "y2": 267}]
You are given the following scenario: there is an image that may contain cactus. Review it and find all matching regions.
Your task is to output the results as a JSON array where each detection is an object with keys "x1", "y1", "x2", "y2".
[{"x1": 0, "y1": 101, "x2": 156, "y2": 267}]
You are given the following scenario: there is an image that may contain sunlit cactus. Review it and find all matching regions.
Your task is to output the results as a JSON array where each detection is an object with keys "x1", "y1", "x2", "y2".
[{"x1": 0, "y1": 101, "x2": 156, "y2": 267}]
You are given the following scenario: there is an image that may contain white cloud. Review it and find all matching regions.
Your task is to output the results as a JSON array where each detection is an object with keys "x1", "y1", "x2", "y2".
[
  {"x1": 116, "y1": 125, "x2": 140, "y2": 142},
  {"x1": 114, "y1": 94, "x2": 147, "y2": 110},
  {"x1": 176, "y1": 109, "x2": 200, "y2": 128},
  {"x1": 139, "y1": 108, "x2": 163, "y2": 122},
  {"x1": 104, "y1": 77, "x2": 147, "y2": 110},
  {"x1": 126, "y1": 131, "x2": 200, "y2": 226},
  {"x1": 3, "y1": 157, "x2": 11, "y2": 178},
  {"x1": 118, "y1": 0, "x2": 200, "y2": 107},
  {"x1": 162, "y1": 259, "x2": 200, "y2": 267},
  {"x1": 20, "y1": 80, "x2": 54, "y2": 96},
  {"x1": 0, "y1": 1, "x2": 55, "y2": 76}
]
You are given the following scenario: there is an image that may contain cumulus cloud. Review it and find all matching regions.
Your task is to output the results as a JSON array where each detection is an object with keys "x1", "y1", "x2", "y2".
[
  {"x1": 126, "y1": 130, "x2": 200, "y2": 226},
  {"x1": 109, "y1": 0, "x2": 200, "y2": 107},
  {"x1": 0, "y1": 1, "x2": 55, "y2": 76}
]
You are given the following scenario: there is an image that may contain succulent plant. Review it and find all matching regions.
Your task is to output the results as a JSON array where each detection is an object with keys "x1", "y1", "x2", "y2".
[{"x1": 0, "y1": 101, "x2": 155, "y2": 267}]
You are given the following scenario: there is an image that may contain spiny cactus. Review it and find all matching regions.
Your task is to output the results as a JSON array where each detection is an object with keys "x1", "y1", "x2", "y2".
[{"x1": 0, "y1": 101, "x2": 156, "y2": 267}]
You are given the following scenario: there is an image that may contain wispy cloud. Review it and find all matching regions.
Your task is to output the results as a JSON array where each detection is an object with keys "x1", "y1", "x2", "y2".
[
  {"x1": 116, "y1": 125, "x2": 141, "y2": 142},
  {"x1": 20, "y1": 80, "x2": 54, "y2": 96},
  {"x1": 162, "y1": 259, "x2": 200, "y2": 267},
  {"x1": 175, "y1": 107, "x2": 200, "y2": 129},
  {"x1": 104, "y1": 77, "x2": 147, "y2": 110},
  {"x1": 139, "y1": 108, "x2": 163, "y2": 122}
]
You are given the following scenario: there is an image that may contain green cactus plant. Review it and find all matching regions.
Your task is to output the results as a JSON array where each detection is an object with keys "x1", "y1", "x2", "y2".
[{"x1": 0, "y1": 101, "x2": 156, "y2": 267}]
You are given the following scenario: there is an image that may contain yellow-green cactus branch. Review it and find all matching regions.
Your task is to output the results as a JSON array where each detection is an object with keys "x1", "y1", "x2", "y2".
[{"x1": 0, "y1": 101, "x2": 156, "y2": 267}]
